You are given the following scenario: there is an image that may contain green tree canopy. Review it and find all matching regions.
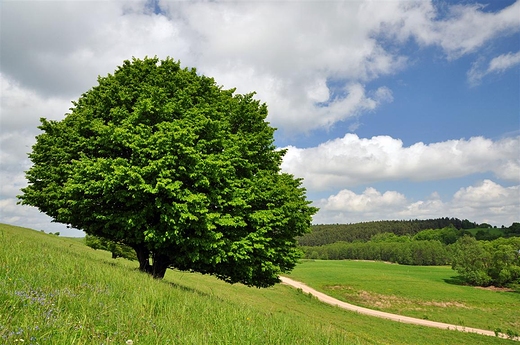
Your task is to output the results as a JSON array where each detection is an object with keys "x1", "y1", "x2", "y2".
[
  {"x1": 18, "y1": 57, "x2": 317, "y2": 287},
  {"x1": 451, "y1": 236, "x2": 520, "y2": 287}
]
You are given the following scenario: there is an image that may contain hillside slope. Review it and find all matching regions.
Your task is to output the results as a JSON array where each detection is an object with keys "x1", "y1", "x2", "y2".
[{"x1": 0, "y1": 223, "x2": 515, "y2": 344}]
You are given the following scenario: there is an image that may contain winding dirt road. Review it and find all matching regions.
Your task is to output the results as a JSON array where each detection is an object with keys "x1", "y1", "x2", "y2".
[{"x1": 280, "y1": 276, "x2": 518, "y2": 341}]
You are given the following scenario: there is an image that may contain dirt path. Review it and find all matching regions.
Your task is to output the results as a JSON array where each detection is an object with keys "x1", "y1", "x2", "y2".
[{"x1": 280, "y1": 276, "x2": 518, "y2": 341}]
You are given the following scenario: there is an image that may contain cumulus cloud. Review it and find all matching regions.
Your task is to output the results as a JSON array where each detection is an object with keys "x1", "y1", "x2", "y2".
[
  {"x1": 319, "y1": 187, "x2": 408, "y2": 213},
  {"x1": 430, "y1": 2, "x2": 520, "y2": 59},
  {"x1": 314, "y1": 180, "x2": 519, "y2": 226},
  {"x1": 282, "y1": 134, "x2": 520, "y2": 190},
  {"x1": 377, "y1": 1, "x2": 520, "y2": 59},
  {"x1": 0, "y1": 75, "x2": 71, "y2": 196},
  {"x1": 2, "y1": 1, "x2": 517, "y2": 133},
  {"x1": 1, "y1": 1, "x2": 190, "y2": 99},
  {"x1": 164, "y1": 1, "x2": 408, "y2": 132},
  {"x1": 0, "y1": 74, "x2": 71, "y2": 132},
  {"x1": 0, "y1": 198, "x2": 78, "y2": 235}
]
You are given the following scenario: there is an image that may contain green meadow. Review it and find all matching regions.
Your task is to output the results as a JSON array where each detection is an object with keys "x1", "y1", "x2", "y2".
[
  {"x1": 465, "y1": 227, "x2": 507, "y2": 237},
  {"x1": 1, "y1": 223, "x2": 518, "y2": 344},
  {"x1": 288, "y1": 260, "x2": 520, "y2": 334}
]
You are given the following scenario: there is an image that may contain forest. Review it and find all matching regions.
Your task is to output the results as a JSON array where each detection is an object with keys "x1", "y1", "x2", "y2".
[{"x1": 298, "y1": 218, "x2": 487, "y2": 246}]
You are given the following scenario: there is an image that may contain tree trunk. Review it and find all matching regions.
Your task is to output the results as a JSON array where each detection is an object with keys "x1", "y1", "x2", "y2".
[
  {"x1": 133, "y1": 244, "x2": 152, "y2": 274},
  {"x1": 132, "y1": 244, "x2": 170, "y2": 279},
  {"x1": 151, "y1": 252, "x2": 170, "y2": 279}
]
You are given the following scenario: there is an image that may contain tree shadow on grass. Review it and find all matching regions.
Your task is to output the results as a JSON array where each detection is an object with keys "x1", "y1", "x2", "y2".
[
  {"x1": 444, "y1": 275, "x2": 520, "y2": 294},
  {"x1": 165, "y1": 280, "x2": 215, "y2": 298},
  {"x1": 98, "y1": 258, "x2": 219, "y2": 297},
  {"x1": 443, "y1": 275, "x2": 467, "y2": 286}
]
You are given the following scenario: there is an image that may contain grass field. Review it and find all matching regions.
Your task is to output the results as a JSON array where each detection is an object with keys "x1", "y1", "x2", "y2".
[
  {"x1": 465, "y1": 227, "x2": 507, "y2": 237},
  {"x1": 1, "y1": 223, "x2": 518, "y2": 344},
  {"x1": 287, "y1": 260, "x2": 520, "y2": 334}
]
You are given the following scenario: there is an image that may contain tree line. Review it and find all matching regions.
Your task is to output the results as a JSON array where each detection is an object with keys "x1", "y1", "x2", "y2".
[
  {"x1": 297, "y1": 218, "x2": 512, "y2": 246},
  {"x1": 301, "y1": 223, "x2": 520, "y2": 287},
  {"x1": 451, "y1": 235, "x2": 520, "y2": 287},
  {"x1": 85, "y1": 235, "x2": 137, "y2": 260}
]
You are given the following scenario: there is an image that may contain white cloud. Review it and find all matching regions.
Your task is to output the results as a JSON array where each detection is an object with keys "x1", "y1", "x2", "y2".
[
  {"x1": 1, "y1": 1, "x2": 518, "y2": 133},
  {"x1": 282, "y1": 134, "x2": 520, "y2": 190},
  {"x1": 1, "y1": 1, "x2": 189, "y2": 99},
  {"x1": 378, "y1": 1, "x2": 520, "y2": 59},
  {"x1": 319, "y1": 187, "x2": 407, "y2": 213},
  {"x1": 452, "y1": 179, "x2": 519, "y2": 208},
  {"x1": 467, "y1": 58, "x2": 488, "y2": 86},
  {"x1": 167, "y1": 1, "x2": 406, "y2": 132},
  {"x1": 0, "y1": 198, "x2": 80, "y2": 236},
  {"x1": 468, "y1": 51, "x2": 520, "y2": 86},
  {"x1": 0, "y1": 169, "x2": 28, "y2": 199},
  {"x1": 432, "y1": 2, "x2": 520, "y2": 59},
  {"x1": 488, "y1": 51, "x2": 520, "y2": 73},
  {"x1": 0, "y1": 74, "x2": 71, "y2": 132},
  {"x1": 0, "y1": 131, "x2": 32, "y2": 169},
  {"x1": 314, "y1": 180, "x2": 519, "y2": 226}
]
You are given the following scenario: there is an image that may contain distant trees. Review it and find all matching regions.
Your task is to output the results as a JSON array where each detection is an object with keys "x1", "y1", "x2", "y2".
[
  {"x1": 298, "y1": 218, "x2": 476, "y2": 246},
  {"x1": 475, "y1": 230, "x2": 501, "y2": 241},
  {"x1": 412, "y1": 225, "x2": 459, "y2": 244},
  {"x1": 301, "y1": 236, "x2": 450, "y2": 265},
  {"x1": 450, "y1": 236, "x2": 491, "y2": 286},
  {"x1": 85, "y1": 235, "x2": 137, "y2": 260},
  {"x1": 299, "y1": 219, "x2": 519, "y2": 248},
  {"x1": 506, "y1": 223, "x2": 520, "y2": 236},
  {"x1": 461, "y1": 219, "x2": 478, "y2": 229},
  {"x1": 451, "y1": 236, "x2": 520, "y2": 287},
  {"x1": 300, "y1": 222, "x2": 520, "y2": 287}
]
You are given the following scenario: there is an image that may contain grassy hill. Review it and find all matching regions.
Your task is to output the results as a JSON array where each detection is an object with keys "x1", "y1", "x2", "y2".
[
  {"x1": 1, "y1": 223, "x2": 517, "y2": 344},
  {"x1": 465, "y1": 227, "x2": 507, "y2": 240}
]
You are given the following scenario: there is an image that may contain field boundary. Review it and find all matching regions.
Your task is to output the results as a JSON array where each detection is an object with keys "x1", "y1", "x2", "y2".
[{"x1": 280, "y1": 276, "x2": 519, "y2": 341}]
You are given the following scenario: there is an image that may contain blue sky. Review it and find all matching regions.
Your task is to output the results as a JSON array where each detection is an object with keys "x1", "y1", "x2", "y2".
[{"x1": 1, "y1": 0, "x2": 519, "y2": 236}]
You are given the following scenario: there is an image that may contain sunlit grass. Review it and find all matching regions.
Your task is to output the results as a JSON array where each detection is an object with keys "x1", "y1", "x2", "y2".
[
  {"x1": 288, "y1": 260, "x2": 520, "y2": 333},
  {"x1": 0, "y1": 224, "x2": 517, "y2": 344}
]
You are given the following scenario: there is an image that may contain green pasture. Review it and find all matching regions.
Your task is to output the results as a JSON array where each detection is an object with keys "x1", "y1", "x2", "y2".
[
  {"x1": 0, "y1": 224, "x2": 517, "y2": 344},
  {"x1": 288, "y1": 260, "x2": 520, "y2": 334},
  {"x1": 465, "y1": 227, "x2": 506, "y2": 236}
]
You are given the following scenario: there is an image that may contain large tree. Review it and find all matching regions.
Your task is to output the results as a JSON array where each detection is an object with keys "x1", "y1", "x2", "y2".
[{"x1": 18, "y1": 57, "x2": 317, "y2": 287}]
